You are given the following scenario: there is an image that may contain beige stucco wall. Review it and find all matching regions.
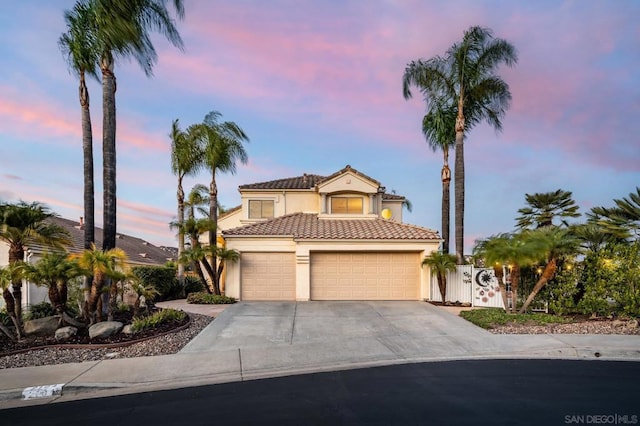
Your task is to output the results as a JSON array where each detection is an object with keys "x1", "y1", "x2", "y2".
[
  {"x1": 224, "y1": 237, "x2": 439, "y2": 301},
  {"x1": 317, "y1": 172, "x2": 378, "y2": 195},
  {"x1": 0, "y1": 240, "x2": 9, "y2": 266},
  {"x1": 282, "y1": 191, "x2": 318, "y2": 214},
  {"x1": 381, "y1": 200, "x2": 404, "y2": 222},
  {"x1": 218, "y1": 209, "x2": 243, "y2": 231}
]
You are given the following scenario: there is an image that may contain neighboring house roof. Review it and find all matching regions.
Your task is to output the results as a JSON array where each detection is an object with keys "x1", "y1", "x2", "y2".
[
  {"x1": 223, "y1": 213, "x2": 440, "y2": 240},
  {"x1": 26, "y1": 217, "x2": 175, "y2": 266},
  {"x1": 237, "y1": 165, "x2": 405, "y2": 199},
  {"x1": 219, "y1": 204, "x2": 242, "y2": 219}
]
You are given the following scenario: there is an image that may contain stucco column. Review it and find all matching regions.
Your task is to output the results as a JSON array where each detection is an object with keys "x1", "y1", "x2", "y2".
[
  {"x1": 296, "y1": 247, "x2": 310, "y2": 301},
  {"x1": 320, "y1": 193, "x2": 327, "y2": 214}
]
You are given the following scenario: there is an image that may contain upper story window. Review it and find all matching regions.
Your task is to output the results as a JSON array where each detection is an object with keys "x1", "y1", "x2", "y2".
[
  {"x1": 249, "y1": 200, "x2": 274, "y2": 219},
  {"x1": 331, "y1": 197, "x2": 363, "y2": 214}
]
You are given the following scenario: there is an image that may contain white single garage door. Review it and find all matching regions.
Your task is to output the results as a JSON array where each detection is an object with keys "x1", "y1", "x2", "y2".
[
  {"x1": 311, "y1": 252, "x2": 420, "y2": 300},
  {"x1": 241, "y1": 252, "x2": 296, "y2": 300}
]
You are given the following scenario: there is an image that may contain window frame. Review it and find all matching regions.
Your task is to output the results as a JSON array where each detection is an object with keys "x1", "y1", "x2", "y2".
[
  {"x1": 248, "y1": 199, "x2": 275, "y2": 219},
  {"x1": 330, "y1": 196, "x2": 364, "y2": 214}
]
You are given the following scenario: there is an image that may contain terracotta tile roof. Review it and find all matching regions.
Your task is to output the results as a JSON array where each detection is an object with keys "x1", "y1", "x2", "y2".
[
  {"x1": 237, "y1": 166, "x2": 405, "y2": 199},
  {"x1": 239, "y1": 174, "x2": 326, "y2": 190},
  {"x1": 223, "y1": 213, "x2": 440, "y2": 240},
  {"x1": 381, "y1": 193, "x2": 405, "y2": 201},
  {"x1": 26, "y1": 217, "x2": 176, "y2": 266},
  {"x1": 319, "y1": 164, "x2": 380, "y2": 187}
]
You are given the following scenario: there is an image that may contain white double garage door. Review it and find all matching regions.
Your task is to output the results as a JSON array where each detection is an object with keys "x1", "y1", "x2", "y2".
[{"x1": 241, "y1": 252, "x2": 420, "y2": 301}]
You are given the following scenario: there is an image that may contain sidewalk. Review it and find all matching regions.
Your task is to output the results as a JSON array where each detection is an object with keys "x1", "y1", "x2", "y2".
[{"x1": 1, "y1": 301, "x2": 639, "y2": 409}]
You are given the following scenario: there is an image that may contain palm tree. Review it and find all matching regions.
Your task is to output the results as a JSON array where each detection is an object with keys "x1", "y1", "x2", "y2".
[
  {"x1": 22, "y1": 252, "x2": 80, "y2": 326},
  {"x1": 193, "y1": 111, "x2": 249, "y2": 295},
  {"x1": 129, "y1": 277, "x2": 158, "y2": 317},
  {"x1": 78, "y1": 0, "x2": 185, "y2": 251},
  {"x1": 402, "y1": 74, "x2": 456, "y2": 254},
  {"x1": 589, "y1": 187, "x2": 640, "y2": 240},
  {"x1": 516, "y1": 189, "x2": 580, "y2": 229},
  {"x1": 215, "y1": 246, "x2": 240, "y2": 294},
  {"x1": 0, "y1": 264, "x2": 24, "y2": 340},
  {"x1": 403, "y1": 26, "x2": 517, "y2": 264},
  {"x1": 473, "y1": 232, "x2": 542, "y2": 312},
  {"x1": 72, "y1": 244, "x2": 128, "y2": 324},
  {"x1": 185, "y1": 184, "x2": 210, "y2": 220},
  {"x1": 59, "y1": 2, "x2": 100, "y2": 252},
  {"x1": 422, "y1": 251, "x2": 457, "y2": 302},
  {"x1": 0, "y1": 201, "x2": 70, "y2": 325},
  {"x1": 422, "y1": 104, "x2": 456, "y2": 253},
  {"x1": 518, "y1": 227, "x2": 581, "y2": 313},
  {"x1": 170, "y1": 119, "x2": 203, "y2": 285}
]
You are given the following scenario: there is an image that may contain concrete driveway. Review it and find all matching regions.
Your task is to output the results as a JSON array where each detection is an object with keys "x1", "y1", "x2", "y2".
[
  {"x1": 180, "y1": 301, "x2": 501, "y2": 377},
  {"x1": 178, "y1": 301, "x2": 640, "y2": 380}
]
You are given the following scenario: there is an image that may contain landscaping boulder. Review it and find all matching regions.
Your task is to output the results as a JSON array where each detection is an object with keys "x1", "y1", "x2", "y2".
[
  {"x1": 24, "y1": 316, "x2": 61, "y2": 337},
  {"x1": 122, "y1": 324, "x2": 133, "y2": 335},
  {"x1": 55, "y1": 326, "x2": 78, "y2": 342},
  {"x1": 89, "y1": 321, "x2": 123, "y2": 339}
]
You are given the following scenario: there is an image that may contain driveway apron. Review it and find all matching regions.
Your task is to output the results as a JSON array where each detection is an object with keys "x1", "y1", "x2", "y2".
[{"x1": 180, "y1": 301, "x2": 500, "y2": 376}]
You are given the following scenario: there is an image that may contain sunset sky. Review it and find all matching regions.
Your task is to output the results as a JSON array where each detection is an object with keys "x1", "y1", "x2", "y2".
[{"x1": 0, "y1": 0, "x2": 638, "y2": 252}]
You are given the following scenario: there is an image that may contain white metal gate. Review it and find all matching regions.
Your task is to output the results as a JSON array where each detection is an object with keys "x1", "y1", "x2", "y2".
[
  {"x1": 471, "y1": 268, "x2": 505, "y2": 308},
  {"x1": 429, "y1": 265, "x2": 473, "y2": 303},
  {"x1": 430, "y1": 266, "x2": 506, "y2": 308}
]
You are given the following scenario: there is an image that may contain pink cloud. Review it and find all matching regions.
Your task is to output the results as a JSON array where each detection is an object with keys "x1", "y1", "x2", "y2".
[
  {"x1": 0, "y1": 84, "x2": 169, "y2": 154},
  {"x1": 2, "y1": 174, "x2": 22, "y2": 181},
  {"x1": 118, "y1": 199, "x2": 173, "y2": 219}
]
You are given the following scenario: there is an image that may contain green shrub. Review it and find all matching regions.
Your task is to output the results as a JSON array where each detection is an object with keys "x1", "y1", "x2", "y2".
[
  {"x1": 607, "y1": 242, "x2": 640, "y2": 317},
  {"x1": 184, "y1": 276, "x2": 205, "y2": 295},
  {"x1": 132, "y1": 266, "x2": 181, "y2": 301},
  {"x1": 115, "y1": 303, "x2": 132, "y2": 314},
  {"x1": 460, "y1": 308, "x2": 570, "y2": 329},
  {"x1": 577, "y1": 251, "x2": 615, "y2": 317},
  {"x1": 547, "y1": 264, "x2": 581, "y2": 316},
  {"x1": 130, "y1": 308, "x2": 187, "y2": 333},
  {"x1": 0, "y1": 309, "x2": 11, "y2": 327},
  {"x1": 25, "y1": 302, "x2": 56, "y2": 320},
  {"x1": 186, "y1": 292, "x2": 237, "y2": 305}
]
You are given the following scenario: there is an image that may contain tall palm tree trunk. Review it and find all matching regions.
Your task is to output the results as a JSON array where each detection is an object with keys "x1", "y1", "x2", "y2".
[
  {"x1": 102, "y1": 54, "x2": 117, "y2": 251},
  {"x1": 454, "y1": 98, "x2": 465, "y2": 264},
  {"x1": 80, "y1": 71, "x2": 96, "y2": 312},
  {"x1": 441, "y1": 148, "x2": 451, "y2": 254},
  {"x1": 209, "y1": 177, "x2": 220, "y2": 295},
  {"x1": 519, "y1": 258, "x2": 557, "y2": 313},
  {"x1": 177, "y1": 177, "x2": 185, "y2": 287},
  {"x1": 80, "y1": 72, "x2": 95, "y2": 250}
]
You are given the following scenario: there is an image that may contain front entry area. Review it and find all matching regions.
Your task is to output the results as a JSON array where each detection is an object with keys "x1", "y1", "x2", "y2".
[{"x1": 310, "y1": 252, "x2": 420, "y2": 300}]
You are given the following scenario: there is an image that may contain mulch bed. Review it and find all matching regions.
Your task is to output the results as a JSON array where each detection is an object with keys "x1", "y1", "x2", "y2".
[{"x1": 0, "y1": 310, "x2": 190, "y2": 357}]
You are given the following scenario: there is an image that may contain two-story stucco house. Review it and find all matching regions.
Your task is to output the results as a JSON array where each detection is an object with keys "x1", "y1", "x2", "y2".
[{"x1": 217, "y1": 165, "x2": 442, "y2": 301}]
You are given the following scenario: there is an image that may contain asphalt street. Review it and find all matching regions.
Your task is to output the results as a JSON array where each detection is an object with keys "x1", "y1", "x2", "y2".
[{"x1": 3, "y1": 359, "x2": 639, "y2": 426}]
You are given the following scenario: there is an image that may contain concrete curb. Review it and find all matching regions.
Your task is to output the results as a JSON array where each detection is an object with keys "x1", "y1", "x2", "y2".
[{"x1": 2, "y1": 348, "x2": 639, "y2": 406}]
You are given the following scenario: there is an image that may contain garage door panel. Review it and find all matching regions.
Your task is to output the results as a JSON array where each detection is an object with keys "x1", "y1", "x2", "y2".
[
  {"x1": 311, "y1": 252, "x2": 419, "y2": 301},
  {"x1": 241, "y1": 252, "x2": 295, "y2": 301}
]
